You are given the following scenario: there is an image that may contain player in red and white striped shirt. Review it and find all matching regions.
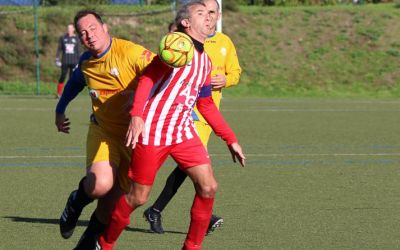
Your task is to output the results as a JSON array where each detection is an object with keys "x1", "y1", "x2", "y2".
[{"x1": 96, "y1": 1, "x2": 245, "y2": 249}]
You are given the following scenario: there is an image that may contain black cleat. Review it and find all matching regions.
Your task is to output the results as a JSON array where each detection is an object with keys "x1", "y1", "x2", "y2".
[
  {"x1": 73, "y1": 231, "x2": 97, "y2": 250},
  {"x1": 143, "y1": 207, "x2": 164, "y2": 234},
  {"x1": 59, "y1": 190, "x2": 82, "y2": 239},
  {"x1": 207, "y1": 215, "x2": 223, "y2": 235}
]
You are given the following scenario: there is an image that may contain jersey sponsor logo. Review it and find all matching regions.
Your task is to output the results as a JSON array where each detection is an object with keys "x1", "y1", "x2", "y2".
[
  {"x1": 90, "y1": 88, "x2": 122, "y2": 99},
  {"x1": 89, "y1": 89, "x2": 99, "y2": 99},
  {"x1": 175, "y1": 81, "x2": 197, "y2": 108},
  {"x1": 65, "y1": 43, "x2": 75, "y2": 54}
]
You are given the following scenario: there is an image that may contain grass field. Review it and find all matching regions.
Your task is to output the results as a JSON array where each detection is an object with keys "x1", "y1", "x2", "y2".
[{"x1": 1, "y1": 96, "x2": 400, "y2": 249}]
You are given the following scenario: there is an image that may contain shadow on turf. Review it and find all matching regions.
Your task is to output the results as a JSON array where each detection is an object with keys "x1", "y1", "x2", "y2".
[{"x1": 3, "y1": 216, "x2": 186, "y2": 235}]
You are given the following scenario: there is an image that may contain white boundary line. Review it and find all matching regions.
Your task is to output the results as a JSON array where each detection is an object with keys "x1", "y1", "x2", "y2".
[
  {"x1": 2, "y1": 153, "x2": 400, "y2": 159},
  {"x1": 2, "y1": 107, "x2": 400, "y2": 113}
]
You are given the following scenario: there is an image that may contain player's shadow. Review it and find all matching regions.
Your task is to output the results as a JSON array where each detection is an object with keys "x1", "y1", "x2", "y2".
[{"x1": 3, "y1": 216, "x2": 186, "y2": 235}]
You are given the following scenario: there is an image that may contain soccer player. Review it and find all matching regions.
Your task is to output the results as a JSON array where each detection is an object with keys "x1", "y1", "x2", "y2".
[
  {"x1": 95, "y1": 1, "x2": 246, "y2": 249},
  {"x1": 143, "y1": 0, "x2": 242, "y2": 234},
  {"x1": 55, "y1": 24, "x2": 80, "y2": 98},
  {"x1": 55, "y1": 10, "x2": 154, "y2": 249}
]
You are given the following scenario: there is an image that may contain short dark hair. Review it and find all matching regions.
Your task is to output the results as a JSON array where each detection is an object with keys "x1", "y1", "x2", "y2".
[
  {"x1": 175, "y1": 0, "x2": 205, "y2": 32},
  {"x1": 74, "y1": 10, "x2": 104, "y2": 33}
]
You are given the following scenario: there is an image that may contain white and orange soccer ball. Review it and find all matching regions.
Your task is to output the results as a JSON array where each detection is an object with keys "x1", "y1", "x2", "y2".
[{"x1": 158, "y1": 32, "x2": 194, "y2": 68}]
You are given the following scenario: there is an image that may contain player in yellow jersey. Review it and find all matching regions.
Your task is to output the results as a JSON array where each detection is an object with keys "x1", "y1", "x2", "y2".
[
  {"x1": 55, "y1": 10, "x2": 154, "y2": 249},
  {"x1": 143, "y1": 0, "x2": 242, "y2": 235}
]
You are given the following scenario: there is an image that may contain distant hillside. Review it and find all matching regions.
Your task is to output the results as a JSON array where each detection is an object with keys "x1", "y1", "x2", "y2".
[{"x1": 0, "y1": 4, "x2": 399, "y2": 97}]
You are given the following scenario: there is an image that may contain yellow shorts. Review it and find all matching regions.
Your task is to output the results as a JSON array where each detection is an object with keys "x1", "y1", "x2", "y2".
[
  {"x1": 194, "y1": 120, "x2": 213, "y2": 147},
  {"x1": 86, "y1": 123, "x2": 131, "y2": 193}
]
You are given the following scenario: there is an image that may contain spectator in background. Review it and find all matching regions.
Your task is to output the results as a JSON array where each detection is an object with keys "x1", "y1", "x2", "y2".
[{"x1": 55, "y1": 23, "x2": 80, "y2": 98}]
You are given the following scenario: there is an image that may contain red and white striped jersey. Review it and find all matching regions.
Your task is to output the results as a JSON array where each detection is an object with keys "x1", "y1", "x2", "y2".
[{"x1": 137, "y1": 49, "x2": 212, "y2": 146}]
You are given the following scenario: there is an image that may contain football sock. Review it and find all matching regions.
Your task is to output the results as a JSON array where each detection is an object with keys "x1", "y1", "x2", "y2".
[
  {"x1": 103, "y1": 195, "x2": 134, "y2": 244},
  {"x1": 57, "y1": 82, "x2": 64, "y2": 96},
  {"x1": 85, "y1": 211, "x2": 106, "y2": 236},
  {"x1": 72, "y1": 177, "x2": 94, "y2": 212},
  {"x1": 184, "y1": 194, "x2": 214, "y2": 249},
  {"x1": 152, "y1": 166, "x2": 188, "y2": 212}
]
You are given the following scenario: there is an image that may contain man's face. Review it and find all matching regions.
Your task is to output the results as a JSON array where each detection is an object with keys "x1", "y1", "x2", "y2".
[
  {"x1": 185, "y1": 4, "x2": 211, "y2": 42},
  {"x1": 67, "y1": 24, "x2": 75, "y2": 35},
  {"x1": 76, "y1": 14, "x2": 110, "y2": 56},
  {"x1": 204, "y1": 0, "x2": 219, "y2": 32}
]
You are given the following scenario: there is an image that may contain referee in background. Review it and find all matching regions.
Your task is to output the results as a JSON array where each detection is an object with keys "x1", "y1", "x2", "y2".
[{"x1": 55, "y1": 23, "x2": 80, "y2": 98}]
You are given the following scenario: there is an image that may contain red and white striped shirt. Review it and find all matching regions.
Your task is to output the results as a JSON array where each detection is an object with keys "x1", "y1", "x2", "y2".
[{"x1": 132, "y1": 49, "x2": 212, "y2": 146}]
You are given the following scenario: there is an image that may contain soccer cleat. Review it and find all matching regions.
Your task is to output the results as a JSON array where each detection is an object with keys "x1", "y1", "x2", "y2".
[
  {"x1": 59, "y1": 190, "x2": 81, "y2": 239},
  {"x1": 74, "y1": 231, "x2": 97, "y2": 250},
  {"x1": 94, "y1": 235, "x2": 114, "y2": 250},
  {"x1": 207, "y1": 215, "x2": 223, "y2": 235},
  {"x1": 143, "y1": 207, "x2": 164, "y2": 234}
]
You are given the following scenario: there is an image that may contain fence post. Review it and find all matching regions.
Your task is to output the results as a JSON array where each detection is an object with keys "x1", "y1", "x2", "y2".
[{"x1": 33, "y1": 0, "x2": 40, "y2": 95}]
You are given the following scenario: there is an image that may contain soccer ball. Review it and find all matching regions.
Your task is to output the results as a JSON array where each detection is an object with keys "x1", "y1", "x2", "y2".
[{"x1": 158, "y1": 32, "x2": 194, "y2": 68}]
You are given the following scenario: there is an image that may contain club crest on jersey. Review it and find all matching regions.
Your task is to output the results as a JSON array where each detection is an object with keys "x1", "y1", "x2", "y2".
[
  {"x1": 220, "y1": 47, "x2": 227, "y2": 56},
  {"x1": 89, "y1": 89, "x2": 99, "y2": 99},
  {"x1": 110, "y1": 67, "x2": 119, "y2": 77}
]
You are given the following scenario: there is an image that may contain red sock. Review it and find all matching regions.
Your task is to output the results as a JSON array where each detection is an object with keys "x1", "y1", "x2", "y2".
[
  {"x1": 183, "y1": 194, "x2": 214, "y2": 250},
  {"x1": 57, "y1": 82, "x2": 64, "y2": 96},
  {"x1": 102, "y1": 195, "x2": 134, "y2": 245}
]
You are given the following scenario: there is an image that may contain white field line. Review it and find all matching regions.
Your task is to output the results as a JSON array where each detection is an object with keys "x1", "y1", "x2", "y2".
[
  {"x1": 0, "y1": 107, "x2": 86, "y2": 111},
  {"x1": 2, "y1": 107, "x2": 400, "y2": 113},
  {"x1": 222, "y1": 109, "x2": 400, "y2": 112},
  {"x1": 2, "y1": 153, "x2": 400, "y2": 159}
]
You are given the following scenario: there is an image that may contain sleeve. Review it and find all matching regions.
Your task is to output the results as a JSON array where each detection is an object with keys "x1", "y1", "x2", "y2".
[
  {"x1": 55, "y1": 63, "x2": 86, "y2": 114},
  {"x1": 130, "y1": 56, "x2": 170, "y2": 117},
  {"x1": 75, "y1": 39, "x2": 80, "y2": 56},
  {"x1": 130, "y1": 45, "x2": 156, "y2": 76},
  {"x1": 224, "y1": 37, "x2": 241, "y2": 88},
  {"x1": 196, "y1": 95, "x2": 237, "y2": 145},
  {"x1": 56, "y1": 36, "x2": 62, "y2": 59}
]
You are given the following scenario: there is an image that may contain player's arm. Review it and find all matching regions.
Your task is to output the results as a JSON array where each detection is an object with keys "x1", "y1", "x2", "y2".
[
  {"x1": 55, "y1": 63, "x2": 86, "y2": 133},
  {"x1": 55, "y1": 36, "x2": 62, "y2": 65},
  {"x1": 196, "y1": 78, "x2": 246, "y2": 166},
  {"x1": 126, "y1": 57, "x2": 170, "y2": 148},
  {"x1": 224, "y1": 38, "x2": 241, "y2": 88}
]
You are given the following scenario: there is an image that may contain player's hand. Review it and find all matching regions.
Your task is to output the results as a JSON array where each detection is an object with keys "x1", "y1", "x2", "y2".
[
  {"x1": 126, "y1": 116, "x2": 145, "y2": 149},
  {"x1": 228, "y1": 142, "x2": 246, "y2": 167},
  {"x1": 211, "y1": 74, "x2": 226, "y2": 89},
  {"x1": 55, "y1": 58, "x2": 62, "y2": 67},
  {"x1": 55, "y1": 113, "x2": 70, "y2": 134}
]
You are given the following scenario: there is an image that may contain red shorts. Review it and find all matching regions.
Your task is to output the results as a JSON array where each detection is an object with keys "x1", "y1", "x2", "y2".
[{"x1": 128, "y1": 136, "x2": 211, "y2": 185}]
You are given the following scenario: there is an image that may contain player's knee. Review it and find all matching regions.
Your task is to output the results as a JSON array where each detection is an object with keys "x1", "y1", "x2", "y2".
[
  {"x1": 197, "y1": 181, "x2": 218, "y2": 197},
  {"x1": 126, "y1": 194, "x2": 148, "y2": 207},
  {"x1": 125, "y1": 189, "x2": 149, "y2": 207},
  {"x1": 89, "y1": 178, "x2": 113, "y2": 198}
]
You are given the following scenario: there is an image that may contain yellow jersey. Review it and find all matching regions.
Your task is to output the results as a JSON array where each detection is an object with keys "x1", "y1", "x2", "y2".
[
  {"x1": 56, "y1": 37, "x2": 154, "y2": 138},
  {"x1": 193, "y1": 32, "x2": 241, "y2": 123}
]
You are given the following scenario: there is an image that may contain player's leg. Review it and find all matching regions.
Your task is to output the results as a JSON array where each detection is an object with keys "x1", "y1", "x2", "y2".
[
  {"x1": 57, "y1": 64, "x2": 68, "y2": 98},
  {"x1": 170, "y1": 137, "x2": 215, "y2": 249},
  {"x1": 97, "y1": 143, "x2": 169, "y2": 249},
  {"x1": 59, "y1": 124, "x2": 118, "y2": 239},
  {"x1": 67, "y1": 64, "x2": 75, "y2": 80},
  {"x1": 194, "y1": 120, "x2": 224, "y2": 234},
  {"x1": 183, "y1": 164, "x2": 216, "y2": 250},
  {"x1": 73, "y1": 180, "x2": 123, "y2": 250},
  {"x1": 60, "y1": 161, "x2": 115, "y2": 239},
  {"x1": 144, "y1": 165, "x2": 188, "y2": 233},
  {"x1": 74, "y1": 143, "x2": 131, "y2": 249}
]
